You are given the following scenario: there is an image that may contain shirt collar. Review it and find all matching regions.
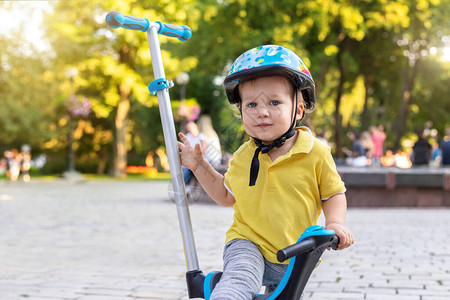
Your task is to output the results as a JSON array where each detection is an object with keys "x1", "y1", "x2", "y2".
[{"x1": 291, "y1": 126, "x2": 314, "y2": 154}]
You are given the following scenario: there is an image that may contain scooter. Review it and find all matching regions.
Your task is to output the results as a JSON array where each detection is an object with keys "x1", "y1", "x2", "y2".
[{"x1": 106, "y1": 11, "x2": 339, "y2": 299}]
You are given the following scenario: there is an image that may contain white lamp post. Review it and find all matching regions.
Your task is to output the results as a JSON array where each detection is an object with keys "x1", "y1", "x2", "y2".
[
  {"x1": 63, "y1": 67, "x2": 84, "y2": 181},
  {"x1": 176, "y1": 72, "x2": 190, "y2": 101}
]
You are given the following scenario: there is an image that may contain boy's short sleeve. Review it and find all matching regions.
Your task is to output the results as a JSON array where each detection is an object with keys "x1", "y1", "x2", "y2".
[
  {"x1": 222, "y1": 141, "x2": 251, "y2": 197},
  {"x1": 223, "y1": 150, "x2": 241, "y2": 197},
  {"x1": 223, "y1": 165, "x2": 234, "y2": 196},
  {"x1": 319, "y1": 148, "x2": 346, "y2": 200}
]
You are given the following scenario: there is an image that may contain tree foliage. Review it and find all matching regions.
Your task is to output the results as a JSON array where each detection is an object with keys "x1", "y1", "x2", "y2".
[
  {"x1": 1, "y1": 0, "x2": 449, "y2": 174},
  {"x1": 0, "y1": 31, "x2": 59, "y2": 150}
]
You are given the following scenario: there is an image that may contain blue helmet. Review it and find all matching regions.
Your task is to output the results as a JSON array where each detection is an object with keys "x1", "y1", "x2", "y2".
[{"x1": 224, "y1": 45, "x2": 315, "y2": 111}]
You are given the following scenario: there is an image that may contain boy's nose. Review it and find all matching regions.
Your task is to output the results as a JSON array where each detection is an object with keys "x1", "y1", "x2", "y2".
[{"x1": 256, "y1": 105, "x2": 269, "y2": 117}]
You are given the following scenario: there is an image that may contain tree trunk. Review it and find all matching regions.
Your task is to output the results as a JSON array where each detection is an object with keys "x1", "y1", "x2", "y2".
[
  {"x1": 67, "y1": 117, "x2": 76, "y2": 172},
  {"x1": 96, "y1": 150, "x2": 108, "y2": 175},
  {"x1": 112, "y1": 84, "x2": 131, "y2": 178},
  {"x1": 394, "y1": 60, "x2": 420, "y2": 151},
  {"x1": 334, "y1": 50, "x2": 345, "y2": 158},
  {"x1": 361, "y1": 74, "x2": 372, "y2": 131},
  {"x1": 110, "y1": 44, "x2": 134, "y2": 178}
]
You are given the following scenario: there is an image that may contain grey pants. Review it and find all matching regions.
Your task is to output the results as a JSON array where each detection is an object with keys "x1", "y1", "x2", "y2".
[{"x1": 210, "y1": 239, "x2": 288, "y2": 300}]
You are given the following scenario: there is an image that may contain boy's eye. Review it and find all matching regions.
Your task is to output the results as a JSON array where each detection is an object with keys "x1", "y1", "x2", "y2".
[
  {"x1": 270, "y1": 100, "x2": 280, "y2": 106},
  {"x1": 247, "y1": 102, "x2": 257, "y2": 108}
]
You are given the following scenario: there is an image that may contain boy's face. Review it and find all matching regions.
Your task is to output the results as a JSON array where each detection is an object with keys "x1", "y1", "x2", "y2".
[{"x1": 239, "y1": 76, "x2": 303, "y2": 144}]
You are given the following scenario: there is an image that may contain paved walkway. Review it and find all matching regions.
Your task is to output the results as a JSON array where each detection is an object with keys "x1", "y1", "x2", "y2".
[{"x1": 0, "y1": 179, "x2": 449, "y2": 300}]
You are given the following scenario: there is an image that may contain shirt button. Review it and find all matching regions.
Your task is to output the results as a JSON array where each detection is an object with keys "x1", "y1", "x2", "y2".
[{"x1": 268, "y1": 167, "x2": 274, "y2": 172}]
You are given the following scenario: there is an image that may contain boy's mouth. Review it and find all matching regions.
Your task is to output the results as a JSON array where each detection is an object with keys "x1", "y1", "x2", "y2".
[{"x1": 257, "y1": 123, "x2": 272, "y2": 128}]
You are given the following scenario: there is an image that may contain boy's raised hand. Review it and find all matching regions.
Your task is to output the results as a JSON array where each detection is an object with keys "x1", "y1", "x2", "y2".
[{"x1": 178, "y1": 132, "x2": 204, "y2": 172}]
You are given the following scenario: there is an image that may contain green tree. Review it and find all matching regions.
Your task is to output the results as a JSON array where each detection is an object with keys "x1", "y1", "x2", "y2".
[
  {"x1": 44, "y1": 0, "x2": 195, "y2": 176},
  {"x1": 0, "y1": 33, "x2": 59, "y2": 152},
  {"x1": 3, "y1": 0, "x2": 449, "y2": 174},
  {"x1": 392, "y1": 0, "x2": 450, "y2": 149}
]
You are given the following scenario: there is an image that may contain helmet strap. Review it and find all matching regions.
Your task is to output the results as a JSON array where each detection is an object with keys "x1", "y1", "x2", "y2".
[{"x1": 248, "y1": 91, "x2": 299, "y2": 186}]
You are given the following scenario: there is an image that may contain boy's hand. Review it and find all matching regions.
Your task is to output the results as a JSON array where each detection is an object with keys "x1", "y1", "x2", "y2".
[
  {"x1": 178, "y1": 132, "x2": 204, "y2": 172},
  {"x1": 326, "y1": 223, "x2": 354, "y2": 250}
]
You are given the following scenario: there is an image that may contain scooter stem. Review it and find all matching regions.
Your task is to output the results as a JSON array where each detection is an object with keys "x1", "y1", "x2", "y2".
[{"x1": 146, "y1": 26, "x2": 200, "y2": 272}]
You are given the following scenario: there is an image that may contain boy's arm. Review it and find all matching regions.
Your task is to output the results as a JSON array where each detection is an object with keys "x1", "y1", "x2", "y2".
[
  {"x1": 178, "y1": 132, "x2": 235, "y2": 207},
  {"x1": 191, "y1": 158, "x2": 235, "y2": 207},
  {"x1": 322, "y1": 193, "x2": 354, "y2": 250}
]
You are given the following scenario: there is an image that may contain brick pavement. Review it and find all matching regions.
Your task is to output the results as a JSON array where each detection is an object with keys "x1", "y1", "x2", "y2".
[{"x1": 0, "y1": 179, "x2": 449, "y2": 300}]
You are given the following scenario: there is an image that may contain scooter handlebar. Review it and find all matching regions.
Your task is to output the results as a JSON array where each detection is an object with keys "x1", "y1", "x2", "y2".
[
  {"x1": 277, "y1": 235, "x2": 340, "y2": 263},
  {"x1": 105, "y1": 10, "x2": 192, "y2": 41},
  {"x1": 277, "y1": 239, "x2": 315, "y2": 263},
  {"x1": 106, "y1": 10, "x2": 149, "y2": 32},
  {"x1": 331, "y1": 235, "x2": 340, "y2": 250},
  {"x1": 156, "y1": 21, "x2": 192, "y2": 41}
]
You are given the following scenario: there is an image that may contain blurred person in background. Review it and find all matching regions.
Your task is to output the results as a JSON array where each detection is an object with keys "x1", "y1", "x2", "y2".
[
  {"x1": 20, "y1": 152, "x2": 31, "y2": 182},
  {"x1": 440, "y1": 128, "x2": 450, "y2": 167},
  {"x1": 3, "y1": 151, "x2": 12, "y2": 179},
  {"x1": 370, "y1": 125, "x2": 386, "y2": 167},
  {"x1": 430, "y1": 136, "x2": 442, "y2": 168},
  {"x1": 412, "y1": 128, "x2": 431, "y2": 166},
  {"x1": 197, "y1": 115, "x2": 222, "y2": 169},
  {"x1": 343, "y1": 131, "x2": 367, "y2": 167},
  {"x1": 8, "y1": 149, "x2": 21, "y2": 181},
  {"x1": 20, "y1": 145, "x2": 32, "y2": 182},
  {"x1": 360, "y1": 131, "x2": 374, "y2": 165},
  {"x1": 181, "y1": 121, "x2": 206, "y2": 189}
]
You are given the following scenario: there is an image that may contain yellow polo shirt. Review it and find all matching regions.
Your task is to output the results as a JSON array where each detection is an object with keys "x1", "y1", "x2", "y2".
[{"x1": 223, "y1": 127, "x2": 346, "y2": 264}]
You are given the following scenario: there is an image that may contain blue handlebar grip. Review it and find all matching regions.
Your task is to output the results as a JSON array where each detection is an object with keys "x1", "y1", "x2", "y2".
[
  {"x1": 156, "y1": 21, "x2": 192, "y2": 41},
  {"x1": 106, "y1": 10, "x2": 149, "y2": 32}
]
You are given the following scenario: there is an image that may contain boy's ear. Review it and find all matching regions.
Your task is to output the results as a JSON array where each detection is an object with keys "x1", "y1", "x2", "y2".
[{"x1": 295, "y1": 103, "x2": 305, "y2": 120}]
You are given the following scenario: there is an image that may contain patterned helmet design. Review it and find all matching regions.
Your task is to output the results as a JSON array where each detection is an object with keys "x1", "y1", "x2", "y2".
[{"x1": 224, "y1": 45, "x2": 315, "y2": 111}]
